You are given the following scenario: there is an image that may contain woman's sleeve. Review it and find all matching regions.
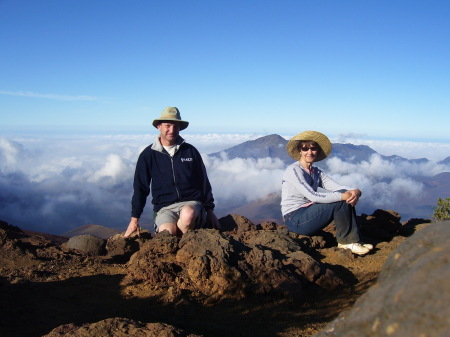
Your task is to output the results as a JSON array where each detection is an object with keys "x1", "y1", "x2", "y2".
[{"x1": 286, "y1": 166, "x2": 342, "y2": 203}]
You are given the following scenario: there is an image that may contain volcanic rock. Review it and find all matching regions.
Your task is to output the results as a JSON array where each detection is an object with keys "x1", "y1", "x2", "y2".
[
  {"x1": 312, "y1": 221, "x2": 450, "y2": 337},
  {"x1": 106, "y1": 232, "x2": 149, "y2": 262},
  {"x1": 1, "y1": 212, "x2": 442, "y2": 337},
  {"x1": 124, "y1": 216, "x2": 343, "y2": 304},
  {"x1": 43, "y1": 317, "x2": 202, "y2": 337},
  {"x1": 66, "y1": 234, "x2": 106, "y2": 255},
  {"x1": 358, "y1": 209, "x2": 402, "y2": 240}
]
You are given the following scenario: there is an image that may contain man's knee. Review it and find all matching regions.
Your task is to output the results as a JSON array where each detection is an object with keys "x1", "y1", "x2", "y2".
[
  {"x1": 180, "y1": 205, "x2": 198, "y2": 223},
  {"x1": 158, "y1": 223, "x2": 178, "y2": 235},
  {"x1": 177, "y1": 206, "x2": 197, "y2": 233}
]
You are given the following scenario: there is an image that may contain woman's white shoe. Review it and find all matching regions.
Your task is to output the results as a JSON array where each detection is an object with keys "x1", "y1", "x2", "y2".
[{"x1": 337, "y1": 242, "x2": 370, "y2": 255}]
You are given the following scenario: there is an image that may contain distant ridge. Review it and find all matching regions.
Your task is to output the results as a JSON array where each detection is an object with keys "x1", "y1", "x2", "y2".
[
  {"x1": 439, "y1": 156, "x2": 450, "y2": 165},
  {"x1": 63, "y1": 224, "x2": 120, "y2": 239},
  {"x1": 209, "y1": 134, "x2": 292, "y2": 164},
  {"x1": 208, "y1": 134, "x2": 426, "y2": 165},
  {"x1": 23, "y1": 230, "x2": 69, "y2": 245},
  {"x1": 228, "y1": 192, "x2": 283, "y2": 225},
  {"x1": 209, "y1": 134, "x2": 447, "y2": 221},
  {"x1": 330, "y1": 143, "x2": 377, "y2": 162}
]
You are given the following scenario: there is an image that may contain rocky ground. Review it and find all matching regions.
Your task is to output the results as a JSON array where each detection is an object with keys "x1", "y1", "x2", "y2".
[{"x1": 0, "y1": 211, "x2": 436, "y2": 337}]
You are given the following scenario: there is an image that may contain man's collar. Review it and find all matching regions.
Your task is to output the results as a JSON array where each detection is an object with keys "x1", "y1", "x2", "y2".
[{"x1": 152, "y1": 136, "x2": 185, "y2": 152}]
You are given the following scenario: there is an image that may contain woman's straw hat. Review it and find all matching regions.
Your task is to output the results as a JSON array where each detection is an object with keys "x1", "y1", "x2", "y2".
[
  {"x1": 152, "y1": 107, "x2": 189, "y2": 130},
  {"x1": 286, "y1": 130, "x2": 332, "y2": 162}
]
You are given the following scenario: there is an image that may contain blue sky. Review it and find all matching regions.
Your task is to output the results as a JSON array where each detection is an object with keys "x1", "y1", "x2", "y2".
[
  {"x1": 1, "y1": 1, "x2": 450, "y2": 234},
  {"x1": 1, "y1": 0, "x2": 450, "y2": 140}
]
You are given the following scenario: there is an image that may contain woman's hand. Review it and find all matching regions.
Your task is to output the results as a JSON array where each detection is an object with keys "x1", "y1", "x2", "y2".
[{"x1": 342, "y1": 189, "x2": 361, "y2": 207}]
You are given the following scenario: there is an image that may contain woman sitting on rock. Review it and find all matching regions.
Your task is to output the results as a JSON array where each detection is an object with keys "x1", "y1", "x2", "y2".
[{"x1": 281, "y1": 130, "x2": 373, "y2": 255}]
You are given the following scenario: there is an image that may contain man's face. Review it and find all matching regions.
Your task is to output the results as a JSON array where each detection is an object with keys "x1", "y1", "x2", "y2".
[{"x1": 157, "y1": 122, "x2": 180, "y2": 145}]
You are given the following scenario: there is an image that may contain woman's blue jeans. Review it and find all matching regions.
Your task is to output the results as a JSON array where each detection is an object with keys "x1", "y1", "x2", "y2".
[{"x1": 283, "y1": 201, "x2": 361, "y2": 244}]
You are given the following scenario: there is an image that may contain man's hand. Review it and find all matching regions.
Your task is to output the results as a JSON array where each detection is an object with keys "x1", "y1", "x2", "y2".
[{"x1": 123, "y1": 217, "x2": 140, "y2": 238}]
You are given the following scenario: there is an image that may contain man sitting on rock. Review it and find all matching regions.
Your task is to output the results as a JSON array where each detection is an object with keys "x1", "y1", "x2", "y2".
[{"x1": 123, "y1": 107, "x2": 220, "y2": 237}]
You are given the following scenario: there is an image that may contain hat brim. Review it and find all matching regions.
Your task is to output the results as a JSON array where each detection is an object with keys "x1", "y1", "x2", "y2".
[
  {"x1": 152, "y1": 119, "x2": 189, "y2": 130},
  {"x1": 286, "y1": 131, "x2": 332, "y2": 162}
]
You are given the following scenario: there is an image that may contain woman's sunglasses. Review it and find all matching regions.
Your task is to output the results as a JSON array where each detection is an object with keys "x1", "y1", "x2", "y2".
[{"x1": 300, "y1": 146, "x2": 319, "y2": 152}]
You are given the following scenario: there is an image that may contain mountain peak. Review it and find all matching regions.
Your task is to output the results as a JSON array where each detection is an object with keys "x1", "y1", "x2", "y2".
[
  {"x1": 209, "y1": 134, "x2": 291, "y2": 162},
  {"x1": 63, "y1": 224, "x2": 120, "y2": 239}
]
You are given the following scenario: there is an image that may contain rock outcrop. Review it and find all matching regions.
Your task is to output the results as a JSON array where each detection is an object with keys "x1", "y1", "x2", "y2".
[
  {"x1": 66, "y1": 234, "x2": 106, "y2": 255},
  {"x1": 123, "y1": 215, "x2": 343, "y2": 304},
  {"x1": 43, "y1": 318, "x2": 202, "y2": 337},
  {"x1": 358, "y1": 209, "x2": 403, "y2": 240},
  {"x1": 1, "y1": 213, "x2": 444, "y2": 337},
  {"x1": 312, "y1": 221, "x2": 450, "y2": 337}
]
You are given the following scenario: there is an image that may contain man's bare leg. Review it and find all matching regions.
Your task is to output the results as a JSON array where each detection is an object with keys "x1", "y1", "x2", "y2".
[
  {"x1": 158, "y1": 222, "x2": 178, "y2": 235},
  {"x1": 177, "y1": 205, "x2": 198, "y2": 234}
]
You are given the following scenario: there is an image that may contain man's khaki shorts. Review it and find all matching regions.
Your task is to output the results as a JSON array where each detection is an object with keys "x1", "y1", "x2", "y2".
[{"x1": 154, "y1": 201, "x2": 207, "y2": 232}]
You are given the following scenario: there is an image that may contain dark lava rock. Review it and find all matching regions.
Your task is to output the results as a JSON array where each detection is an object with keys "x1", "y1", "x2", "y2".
[
  {"x1": 66, "y1": 234, "x2": 106, "y2": 255},
  {"x1": 312, "y1": 221, "x2": 450, "y2": 337},
  {"x1": 43, "y1": 317, "x2": 202, "y2": 337}
]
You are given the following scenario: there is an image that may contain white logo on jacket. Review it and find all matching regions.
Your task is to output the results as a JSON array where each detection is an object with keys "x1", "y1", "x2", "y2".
[{"x1": 181, "y1": 158, "x2": 193, "y2": 162}]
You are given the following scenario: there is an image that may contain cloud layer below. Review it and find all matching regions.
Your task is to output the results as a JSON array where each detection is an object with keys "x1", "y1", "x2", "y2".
[{"x1": 0, "y1": 133, "x2": 448, "y2": 234}]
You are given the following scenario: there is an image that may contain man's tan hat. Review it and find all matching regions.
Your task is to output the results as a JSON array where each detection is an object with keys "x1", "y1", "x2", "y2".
[
  {"x1": 152, "y1": 107, "x2": 189, "y2": 130},
  {"x1": 286, "y1": 130, "x2": 332, "y2": 162}
]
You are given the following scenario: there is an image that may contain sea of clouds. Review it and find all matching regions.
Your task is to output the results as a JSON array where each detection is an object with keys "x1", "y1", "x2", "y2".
[{"x1": 1, "y1": 133, "x2": 449, "y2": 235}]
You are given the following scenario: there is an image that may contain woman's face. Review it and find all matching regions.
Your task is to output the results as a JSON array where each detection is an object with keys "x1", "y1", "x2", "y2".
[{"x1": 298, "y1": 141, "x2": 321, "y2": 163}]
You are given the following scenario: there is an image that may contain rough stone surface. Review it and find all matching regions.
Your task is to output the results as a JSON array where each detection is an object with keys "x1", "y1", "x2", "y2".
[
  {"x1": 124, "y1": 216, "x2": 343, "y2": 304},
  {"x1": 0, "y1": 213, "x2": 443, "y2": 337},
  {"x1": 43, "y1": 317, "x2": 202, "y2": 337},
  {"x1": 106, "y1": 233, "x2": 147, "y2": 262},
  {"x1": 312, "y1": 221, "x2": 450, "y2": 337},
  {"x1": 66, "y1": 234, "x2": 106, "y2": 255},
  {"x1": 219, "y1": 213, "x2": 256, "y2": 234},
  {"x1": 358, "y1": 209, "x2": 403, "y2": 240}
]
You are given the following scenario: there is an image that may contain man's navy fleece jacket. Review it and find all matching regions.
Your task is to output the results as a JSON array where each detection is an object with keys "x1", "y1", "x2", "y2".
[{"x1": 131, "y1": 138, "x2": 215, "y2": 218}]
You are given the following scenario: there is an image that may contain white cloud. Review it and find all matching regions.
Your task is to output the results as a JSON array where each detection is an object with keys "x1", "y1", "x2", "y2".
[
  {"x1": 0, "y1": 133, "x2": 448, "y2": 234},
  {"x1": 322, "y1": 155, "x2": 431, "y2": 212},
  {"x1": 88, "y1": 154, "x2": 129, "y2": 184},
  {"x1": 0, "y1": 135, "x2": 139, "y2": 234},
  {"x1": 0, "y1": 90, "x2": 104, "y2": 101},
  {"x1": 0, "y1": 138, "x2": 22, "y2": 169},
  {"x1": 326, "y1": 153, "x2": 448, "y2": 181},
  {"x1": 331, "y1": 135, "x2": 450, "y2": 162},
  {"x1": 204, "y1": 155, "x2": 285, "y2": 203}
]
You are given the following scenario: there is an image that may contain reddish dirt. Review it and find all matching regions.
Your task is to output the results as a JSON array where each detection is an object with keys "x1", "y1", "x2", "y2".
[{"x1": 0, "y1": 216, "x2": 420, "y2": 337}]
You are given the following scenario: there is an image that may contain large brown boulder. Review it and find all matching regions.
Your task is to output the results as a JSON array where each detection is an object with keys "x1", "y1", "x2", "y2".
[
  {"x1": 66, "y1": 234, "x2": 106, "y2": 255},
  {"x1": 43, "y1": 317, "x2": 202, "y2": 337},
  {"x1": 124, "y1": 216, "x2": 344, "y2": 304},
  {"x1": 358, "y1": 209, "x2": 403, "y2": 240},
  {"x1": 312, "y1": 221, "x2": 450, "y2": 337},
  {"x1": 106, "y1": 233, "x2": 147, "y2": 262},
  {"x1": 177, "y1": 228, "x2": 245, "y2": 301}
]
